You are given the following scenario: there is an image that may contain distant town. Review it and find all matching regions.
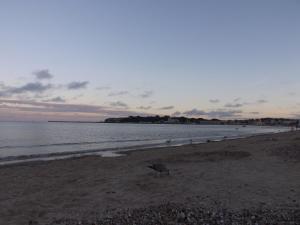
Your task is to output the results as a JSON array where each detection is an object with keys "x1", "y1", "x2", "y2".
[{"x1": 104, "y1": 116, "x2": 300, "y2": 127}]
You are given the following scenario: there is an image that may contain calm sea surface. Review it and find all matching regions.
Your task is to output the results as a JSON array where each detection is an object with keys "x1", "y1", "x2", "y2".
[{"x1": 0, "y1": 122, "x2": 288, "y2": 164}]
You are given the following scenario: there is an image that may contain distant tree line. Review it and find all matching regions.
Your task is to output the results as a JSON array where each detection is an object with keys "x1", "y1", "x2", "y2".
[
  {"x1": 104, "y1": 116, "x2": 299, "y2": 127},
  {"x1": 105, "y1": 116, "x2": 221, "y2": 124}
]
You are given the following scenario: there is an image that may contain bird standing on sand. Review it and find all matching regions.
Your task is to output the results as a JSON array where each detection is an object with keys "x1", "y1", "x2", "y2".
[{"x1": 148, "y1": 163, "x2": 170, "y2": 175}]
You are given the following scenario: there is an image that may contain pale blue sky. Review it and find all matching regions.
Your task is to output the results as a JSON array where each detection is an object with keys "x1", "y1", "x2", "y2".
[{"x1": 0, "y1": 0, "x2": 299, "y2": 121}]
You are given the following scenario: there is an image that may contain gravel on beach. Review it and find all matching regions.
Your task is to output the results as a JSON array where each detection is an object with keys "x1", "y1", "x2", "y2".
[
  {"x1": 47, "y1": 203, "x2": 300, "y2": 225},
  {"x1": 2, "y1": 131, "x2": 299, "y2": 225}
]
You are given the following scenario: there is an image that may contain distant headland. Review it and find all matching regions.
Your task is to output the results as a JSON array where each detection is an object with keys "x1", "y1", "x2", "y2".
[
  {"x1": 48, "y1": 116, "x2": 299, "y2": 127},
  {"x1": 104, "y1": 116, "x2": 299, "y2": 127}
]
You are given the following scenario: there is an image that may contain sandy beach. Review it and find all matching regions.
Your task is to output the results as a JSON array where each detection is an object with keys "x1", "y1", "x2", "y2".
[{"x1": 0, "y1": 131, "x2": 300, "y2": 225}]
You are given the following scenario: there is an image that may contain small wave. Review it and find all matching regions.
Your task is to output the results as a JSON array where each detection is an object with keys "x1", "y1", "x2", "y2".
[
  {"x1": 0, "y1": 135, "x2": 228, "y2": 150},
  {"x1": 0, "y1": 142, "x2": 166, "y2": 165},
  {"x1": 0, "y1": 135, "x2": 238, "y2": 165},
  {"x1": 0, "y1": 130, "x2": 288, "y2": 165},
  {"x1": 0, "y1": 138, "x2": 156, "y2": 150}
]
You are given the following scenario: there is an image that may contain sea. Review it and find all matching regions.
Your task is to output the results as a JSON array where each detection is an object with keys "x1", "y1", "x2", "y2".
[{"x1": 0, "y1": 122, "x2": 289, "y2": 164}]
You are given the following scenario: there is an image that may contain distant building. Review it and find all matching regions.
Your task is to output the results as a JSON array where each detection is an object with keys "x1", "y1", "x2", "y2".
[{"x1": 165, "y1": 117, "x2": 180, "y2": 124}]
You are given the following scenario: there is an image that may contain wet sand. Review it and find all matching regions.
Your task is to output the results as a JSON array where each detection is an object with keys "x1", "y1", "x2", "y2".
[{"x1": 0, "y1": 131, "x2": 300, "y2": 224}]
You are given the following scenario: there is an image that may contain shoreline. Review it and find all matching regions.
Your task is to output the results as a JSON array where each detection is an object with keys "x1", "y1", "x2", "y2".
[
  {"x1": 0, "y1": 131, "x2": 299, "y2": 224},
  {"x1": 0, "y1": 129, "x2": 289, "y2": 166}
]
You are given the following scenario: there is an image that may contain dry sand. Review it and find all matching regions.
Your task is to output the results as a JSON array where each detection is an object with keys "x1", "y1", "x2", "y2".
[{"x1": 0, "y1": 131, "x2": 300, "y2": 224}]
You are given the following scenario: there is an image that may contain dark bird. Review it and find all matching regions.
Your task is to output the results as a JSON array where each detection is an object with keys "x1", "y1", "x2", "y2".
[{"x1": 148, "y1": 163, "x2": 169, "y2": 175}]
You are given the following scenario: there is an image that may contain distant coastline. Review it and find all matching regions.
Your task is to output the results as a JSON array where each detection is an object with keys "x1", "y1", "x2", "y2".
[
  {"x1": 49, "y1": 116, "x2": 299, "y2": 127},
  {"x1": 105, "y1": 116, "x2": 299, "y2": 127},
  {"x1": 48, "y1": 121, "x2": 103, "y2": 123}
]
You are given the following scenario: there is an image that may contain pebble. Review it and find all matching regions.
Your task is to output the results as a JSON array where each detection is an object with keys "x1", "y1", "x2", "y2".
[{"x1": 45, "y1": 203, "x2": 300, "y2": 225}]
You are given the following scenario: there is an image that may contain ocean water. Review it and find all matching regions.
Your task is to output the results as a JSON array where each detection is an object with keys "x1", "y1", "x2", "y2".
[{"x1": 0, "y1": 122, "x2": 288, "y2": 164}]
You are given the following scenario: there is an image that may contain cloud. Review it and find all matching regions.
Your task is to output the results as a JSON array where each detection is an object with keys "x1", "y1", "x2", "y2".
[
  {"x1": 96, "y1": 86, "x2": 111, "y2": 91},
  {"x1": 183, "y1": 108, "x2": 242, "y2": 118},
  {"x1": 249, "y1": 111, "x2": 260, "y2": 115},
  {"x1": 109, "y1": 101, "x2": 128, "y2": 108},
  {"x1": 0, "y1": 99, "x2": 103, "y2": 113},
  {"x1": 137, "y1": 106, "x2": 151, "y2": 110},
  {"x1": 257, "y1": 99, "x2": 268, "y2": 104},
  {"x1": 108, "y1": 91, "x2": 129, "y2": 97},
  {"x1": 0, "y1": 99, "x2": 152, "y2": 121},
  {"x1": 12, "y1": 82, "x2": 52, "y2": 94},
  {"x1": 139, "y1": 91, "x2": 153, "y2": 98},
  {"x1": 224, "y1": 99, "x2": 267, "y2": 108},
  {"x1": 0, "y1": 82, "x2": 53, "y2": 97},
  {"x1": 183, "y1": 109, "x2": 206, "y2": 116},
  {"x1": 44, "y1": 96, "x2": 65, "y2": 103},
  {"x1": 207, "y1": 110, "x2": 242, "y2": 118},
  {"x1": 224, "y1": 103, "x2": 244, "y2": 108},
  {"x1": 72, "y1": 94, "x2": 84, "y2": 100},
  {"x1": 33, "y1": 69, "x2": 53, "y2": 80},
  {"x1": 67, "y1": 81, "x2": 89, "y2": 90},
  {"x1": 158, "y1": 106, "x2": 175, "y2": 110},
  {"x1": 209, "y1": 99, "x2": 220, "y2": 103},
  {"x1": 172, "y1": 111, "x2": 182, "y2": 116}
]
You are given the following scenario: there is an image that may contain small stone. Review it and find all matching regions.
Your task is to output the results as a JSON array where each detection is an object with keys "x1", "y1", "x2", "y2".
[{"x1": 177, "y1": 212, "x2": 186, "y2": 222}]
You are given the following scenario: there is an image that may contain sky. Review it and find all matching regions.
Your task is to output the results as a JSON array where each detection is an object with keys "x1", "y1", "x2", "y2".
[{"x1": 0, "y1": 0, "x2": 300, "y2": 121}]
